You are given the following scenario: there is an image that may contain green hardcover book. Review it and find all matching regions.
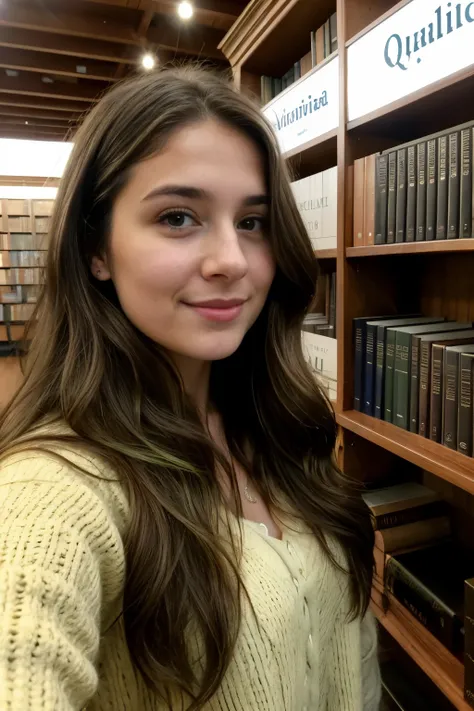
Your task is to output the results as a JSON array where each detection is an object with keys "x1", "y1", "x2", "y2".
[
  {"x1": 370, "y1": 317, "x2": 435, "y2": 419},
  {"x1": 443, "y1": 344, "x2": 474, "y2": 450},
  {"x1": 387, "y1": 321, "x2": 447, "y2": 427},
  {"x1": 429, "y1": 331, "x2": 474, "y2": 442},
  {"x1": 410, "y1": 322, "x2": 473, "y2": 435},
  {"x1": 458, "y1": 352, "x2": 474, "y2": 455}
]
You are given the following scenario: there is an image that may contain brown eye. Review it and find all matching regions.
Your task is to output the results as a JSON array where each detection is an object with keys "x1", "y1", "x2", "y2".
[
  {"x1": 238, "y1": 217, "x2": 264, "y2": 232},
  {"x1": 158, "y1": 211, "x2": 196, "y2": 229}
]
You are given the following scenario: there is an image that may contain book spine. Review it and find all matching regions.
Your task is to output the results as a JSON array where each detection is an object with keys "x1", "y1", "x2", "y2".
[
  {"x1": 458, "y1": 353, "x2": 474, "y2": 456},
  {"x1": 374, "y1": 500, "x2": 446, "y2": 530},
  {"x1": 436, "y1": 134, "x2": 448, "y2": 239},
  {"x1": 387, "y1": 152, "x2": 397, "y2": 244},
  {"x1": 418, "y1": 341, "x2": 431, "y2": 437},
  {"x1": 293, "y1": 61, "x2": 301, "y2": 81},
  {"x1": 465, "y1": 578, "x2": 474, "y2": 707},
  {"x1": 447, "y1": 131, "x2": 460, "y2": 239},
  {"x1": 409, "y1": 336, "x2": 420, "y2": 433},
  {"x1": 393, "y1": 332, "x2": 410, "y2": 429},
  {"x1": 324, "y1": 20, "x2": 330, "y2": 58},
  {"x1": 384, "y1": 330, "x2": 396, "y2": 422},
  {"x1": 364, "y1": 154, "x2": 376, "y2": 245},
  {"x1": 395, "y1": 148, "x2": 407, "y2": 243},
  {"x1": 374, "y1": 326, "x2": 385, "y2": 419},
  {"x1": 353, "y1": 158, "x2": 365, "y2": 246},
  {"x1": 330, "y1": 12, "x2": 338, "y2": 52},
  {"x1": 353, "y1": 321, "x2": 365, "y2": 411},
  {"x1": 460, "y1": 127, "x2": 472, "y2": 239},
  {"x1": 310, "y1": 31, "x2": 316, "y2": 67},
  {"x1": 374, "y1": 154, "x2": 388, "y2": 245},
  {"x1": 472, "y1": 126, "x2": 474, "y2": 238},
  {"x1": 385, "y1": 557, "x2": 459, "y2": 652},
  {"x1": 426, "y1": 138, "x2": 437, "y2": 240},
  {"x1": 363, "y1": 324, "x2": 376, "y2": 415},
  {"x1": 406, "y1": 144, "x2": 416, "y2": 242},
  {"x1": 430, "y1": 344, "x2": 444, "y2": 442},
  {"x1": 416, "y1": 141, "x2": 427, "y2": 241},
  {"x1": 443, "y1": 349, "x2": 459, "y2": 449}
]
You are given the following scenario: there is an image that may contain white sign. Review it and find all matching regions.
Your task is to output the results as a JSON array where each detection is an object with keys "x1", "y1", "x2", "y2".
[
  {"x1": 302, "y1": 332, "x2": 337, "y2": 402},
  {"x1": 347, "y1": 0, "x2": 474, "y2": 122},
  {"x1": 264, "y1": 56, "x2": 339, "y2": 154}
]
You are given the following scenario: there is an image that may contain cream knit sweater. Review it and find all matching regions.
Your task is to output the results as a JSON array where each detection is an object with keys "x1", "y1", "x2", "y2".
[{"x1": 0, "y1": 446, "x2": 381, "y2": 711}]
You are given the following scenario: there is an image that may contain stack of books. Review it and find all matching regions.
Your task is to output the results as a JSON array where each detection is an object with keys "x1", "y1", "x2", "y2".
[
  {"x1": 353, "y1": 315, "x2": 474, "y2": 455},
  {"x1": 364, "y1": 482, "x2": 474, "y2": 660},
  {"x1": 302, "y1": 272, "x2": 337, "y2": 402},
  {"x1": 291, "y1": 166, "x2": 337, "y2": 251},
  {"x1": 260, "y1": 12, "x2": 337, "y2": 104},
  {"x1": 352, "y1": 120, "x2": 474, "y2": 246}
]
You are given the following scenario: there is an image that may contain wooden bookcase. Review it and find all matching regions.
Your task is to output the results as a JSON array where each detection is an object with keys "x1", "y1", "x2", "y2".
[{"x1": 220, "y1": 0, "x2": 474, "y2": 707}]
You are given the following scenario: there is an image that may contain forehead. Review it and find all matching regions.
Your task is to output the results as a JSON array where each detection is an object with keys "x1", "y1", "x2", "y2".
[{"x1": 126, "y1": 119, "x2": 267, "y2": 199}]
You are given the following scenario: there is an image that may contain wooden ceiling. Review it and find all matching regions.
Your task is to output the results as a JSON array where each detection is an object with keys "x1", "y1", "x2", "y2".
[{"x1": 0, "y1": 0, "x2": 248, "y2": 142}]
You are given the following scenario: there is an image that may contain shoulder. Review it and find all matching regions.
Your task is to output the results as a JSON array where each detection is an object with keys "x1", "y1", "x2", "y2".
[{"x1": 0, "y1": 441, "x2": 130, "y2": 540}]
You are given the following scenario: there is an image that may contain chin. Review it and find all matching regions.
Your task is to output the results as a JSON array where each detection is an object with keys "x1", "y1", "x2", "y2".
[{"x1": 183, "y1": 330, "x2": 246, "y2": 362}]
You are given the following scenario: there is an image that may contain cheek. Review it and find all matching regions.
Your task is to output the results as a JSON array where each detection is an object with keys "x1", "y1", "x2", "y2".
[{"x1": 249, "y1": 242, "x2": 276, "y2": 295}]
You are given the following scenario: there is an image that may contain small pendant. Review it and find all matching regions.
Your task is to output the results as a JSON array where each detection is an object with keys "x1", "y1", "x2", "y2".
[{"x1": 244, "y1": 483, "x2": 258, "y2": 504}]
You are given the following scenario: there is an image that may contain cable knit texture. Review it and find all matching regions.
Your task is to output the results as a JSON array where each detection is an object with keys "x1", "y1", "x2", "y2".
[{"x1": 0, "y1": 446, "x2": 381, "y2": 710}]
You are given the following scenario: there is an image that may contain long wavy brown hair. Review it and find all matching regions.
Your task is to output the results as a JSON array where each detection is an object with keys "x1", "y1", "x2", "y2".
[{"x1": 0, "y1": 67, "x2": 374, "y2": 708}]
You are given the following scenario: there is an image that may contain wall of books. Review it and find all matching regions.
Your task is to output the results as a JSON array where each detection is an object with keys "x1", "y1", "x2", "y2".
[
  {"x1": 0, "y1": 198, "x2": 51, "y2": 351},
  {"x1": 220, "y1": 0, "x2": 474, "y2": 708}
]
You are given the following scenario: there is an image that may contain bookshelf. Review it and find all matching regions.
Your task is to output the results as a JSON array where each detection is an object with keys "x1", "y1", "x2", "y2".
[{"x1": 220, "y1": 0, "x2": 474, "y2": 706}]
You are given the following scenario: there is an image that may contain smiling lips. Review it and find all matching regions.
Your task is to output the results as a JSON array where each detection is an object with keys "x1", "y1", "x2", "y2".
[{"x1": 184, "y1": 298, "x2": 246, "y2": 322}]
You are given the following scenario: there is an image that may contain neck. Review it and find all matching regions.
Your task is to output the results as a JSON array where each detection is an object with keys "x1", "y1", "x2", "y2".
[{"x1": 172, "y1": 354, "x2": 211, "y2": 417}]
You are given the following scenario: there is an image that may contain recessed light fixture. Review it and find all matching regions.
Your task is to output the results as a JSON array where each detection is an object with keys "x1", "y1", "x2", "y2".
[
  {"x1": 142, "y1": 53, "x2": 156, "y2": 70},
  {"x1": 25, "y1": 121, "x2": 28, "y2": 125},
  {"x1": 177, "y1": 1, "x2": 193, "y2": 20}
]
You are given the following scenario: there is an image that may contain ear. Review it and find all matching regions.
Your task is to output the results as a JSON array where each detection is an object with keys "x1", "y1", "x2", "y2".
[{"x1": 91, "y1": 255, "x2": 112, "y2": 281}]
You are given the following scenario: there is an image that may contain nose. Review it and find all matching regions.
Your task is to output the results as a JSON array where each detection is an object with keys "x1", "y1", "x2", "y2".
[{"x1": 201, "y1": 220, "x2": 249, "y2": 281}]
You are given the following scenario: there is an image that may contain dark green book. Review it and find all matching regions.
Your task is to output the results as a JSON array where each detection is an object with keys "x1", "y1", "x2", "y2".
[
  {"x1": 429, "y1": 331, "x2": 474, "y2": 442},
  {"x1": 458, "y1": 351, "x2": 474, "y2": 455},
  {"x1": 443, "y1": 344, "x2": 474, "y2": 450},
  {"x1": 370, "y1": 317, "x2": 431, "y2": 420},
  {"x1": 410, "y1": 323, "x2": 473, "y2": 435},
  {"x1": 389, "y1": 321, "x2": 448, "y2": 428}
]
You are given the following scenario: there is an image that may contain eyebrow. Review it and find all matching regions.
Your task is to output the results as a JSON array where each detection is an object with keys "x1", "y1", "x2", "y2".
[{"x1": 142, "y1": 185, "x2": 269, "y2": 207}]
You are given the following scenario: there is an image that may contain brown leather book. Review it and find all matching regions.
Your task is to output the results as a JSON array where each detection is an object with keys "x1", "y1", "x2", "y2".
[
  {"x1": 353, "y1": 158, "x2": 365, "y2": 246},
  {"x1": 364, "y1": 154, "x2": 376, "y2": 246}
]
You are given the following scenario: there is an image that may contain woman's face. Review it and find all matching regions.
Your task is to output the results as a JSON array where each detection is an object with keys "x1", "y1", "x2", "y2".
[{"x1": 94, "y1": 119, "x2": 275, "y2": 363}]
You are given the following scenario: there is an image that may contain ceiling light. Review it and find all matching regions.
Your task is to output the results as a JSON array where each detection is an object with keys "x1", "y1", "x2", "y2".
[
  {"x1": 141, "y1": 53, "x2": 156, "y2": 70},
  {"x1": 25, "y1": 121, "x2": 28, "y2": 125},
  {"x1": 177, "y1": 1, "x2": 193, "y2": 20}
]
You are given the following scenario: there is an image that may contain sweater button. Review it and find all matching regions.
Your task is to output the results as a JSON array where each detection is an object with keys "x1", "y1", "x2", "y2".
[{"x1": 287, "y1": 541, "x2": 295, "y2": 555}]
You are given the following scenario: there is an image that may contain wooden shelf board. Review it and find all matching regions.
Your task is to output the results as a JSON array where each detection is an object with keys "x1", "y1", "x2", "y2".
[
  {"x1": 314, "y1": 248, "x2": 337, "y2": 260},
  {"x1": 346, "y1": 239, "x2": 474, "y2": 257},
  {"x1": 371, "y1": 584, "x2": 468, "y2": 710},
  {"x1": 337, "y1": 410, "x2": 474, "y2": 495}
]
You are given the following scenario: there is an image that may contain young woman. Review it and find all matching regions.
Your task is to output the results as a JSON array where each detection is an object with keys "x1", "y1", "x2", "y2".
[{"x1": 0, "y1": 67, "x2": 380, "y2": 711}]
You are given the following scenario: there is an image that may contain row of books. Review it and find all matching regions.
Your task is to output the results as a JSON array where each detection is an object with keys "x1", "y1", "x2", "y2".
[
  {"x1": 0, "y1": 268, "x2": 42, "y2": 286},
  {"x1": 354, "y1": 315, "x2": 474, "y2": 455},
  {"x1": 0, "y1": 303, "x2": 35, "y2": 323},
  {"x1": 260, "y1": 12, "x2": 337, "y2": 104},
  {"x1": 0, "y1": 232, "x2": 49, "y2": 250},
  {"x1": 0, "y1": 217, "x2": 51, "y2": 234},
  {"x1": 0, "y1": 199, "x2": 54, "y2": 217},
  {"x1": 353, "y1": 119, "x2": 474, "y2": 246},
  {"x1": 0, "y1": 285, "x2": 39, "y2": 304},
  {"x1": 291, "y1": 166, "x2": 337, "y2": 250},
  {"x1": 365, "y1": 481, "x2": 471, "y2": 656},
  {"x1": 303, "y1": 272, "x2": 336, "y2": 339},
  {"x1": 0, "y1": 251, "x2": 47, "y2": 268}
]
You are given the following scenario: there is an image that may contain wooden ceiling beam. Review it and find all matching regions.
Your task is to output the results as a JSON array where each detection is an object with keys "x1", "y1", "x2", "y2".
[
  {"x1": 0, "y1": 47, "x2": 118, "y2": 82},
  {"x1": 151, "y1": 0, "x2": 238, "y2": 31},
  {"x1": 0, "y1": 4, "x2": 141, "y2": 45},
  {"x1": 0, "y1": 106, "x2": 77, "y2": 122},
  {"x1": 0, "y1": 116, "x2": 76, "y2": 129},
  {"x1": 0, "y1": 175, "x2": 61, "y2": 187},
  {"x1": 0, "y1": 75, "x2": 103, "y2": 103},
  {"x1": 146, "y1": 19, "x2": 225, "y2": 59},
  {"x1": 0, "y1": 96, "x2": 87, "y2": 113},
  {"x1": 0, "y1": 27, "x2": 131, "y2": 64},
  {"x1": 0, "y1": 129, "x2": 68, "y2": 141}
]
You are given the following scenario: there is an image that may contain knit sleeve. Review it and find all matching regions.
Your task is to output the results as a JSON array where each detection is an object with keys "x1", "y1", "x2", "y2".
[
  {"x1": 327, "y1": 607, "x2": 381, "y2": 711},
  {"x1": 0, "y1": 452, "x2": 125, "y2": 711}
]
